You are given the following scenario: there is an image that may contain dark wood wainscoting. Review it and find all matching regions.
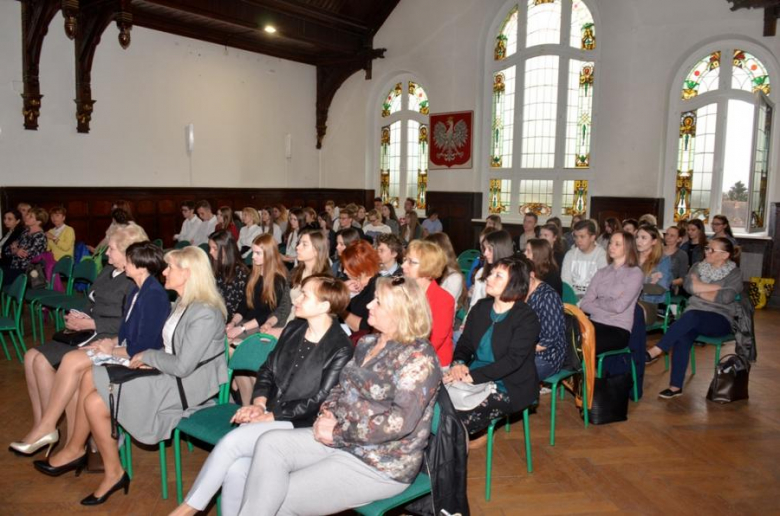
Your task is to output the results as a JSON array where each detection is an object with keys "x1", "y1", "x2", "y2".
[
  {"x1": 426, "y1": 191, "x2": 482, "y2": 254},
  {"x1": 769, "y1": 202, "x2": 780, "y2": 307},
  {"x1": 590, "y1": 197, "x2": 665, "y2": 228},
  {"x1": 1, "y1": 187, "x2": 375, "y2": 248}
]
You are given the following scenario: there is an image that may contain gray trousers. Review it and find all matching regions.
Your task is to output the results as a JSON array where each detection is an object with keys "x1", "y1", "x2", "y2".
[
  {"x1": 185, "y1": 421, "x2": 294, "y2": 516},
  {"x1": 238, "y1": 428, "x2": 408, "y2": 516}
]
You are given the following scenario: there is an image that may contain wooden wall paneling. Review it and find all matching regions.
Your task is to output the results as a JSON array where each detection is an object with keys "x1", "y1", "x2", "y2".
[
  {"x1": 590, "y1": 197, "x2": 665, "y2": 228},
  {"x1": 426, "y1": 191, "x2": 481, "y2": 254},
  {"x1": 769, "y1": 202, "x2": 780, "y2": 307}
]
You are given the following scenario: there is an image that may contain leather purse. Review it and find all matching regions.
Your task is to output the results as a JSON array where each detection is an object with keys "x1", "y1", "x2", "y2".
[
  {"x1": 52, "y1": 329, "x2": 96, "y2": 347},
  {"x1": 104, "y1": 365, "x2": 162, "y2": 438},
  {"x1": 707, "y1": 354, "x2": 750, "y2": 403}
]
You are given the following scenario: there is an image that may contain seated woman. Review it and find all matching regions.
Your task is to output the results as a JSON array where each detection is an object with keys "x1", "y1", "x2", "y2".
[
  {"x1": 524, "y1": 238, "x2": 563, "y2": 297},
  {"x1": 171, "y1": 275, "x2": 354, "y2": 516},
  {"x1": 90, "y1": 206, "x2": 132, "y2": 253},
  {"x1": 21, "y1": 224, "x2": 144, "y2": 444},
  {"x1": 215, "y1": 206, "x2": 239, "y2": 241},
  {"x1": 635, "y1": 225, "x2": 672, "y2": 325},
  {"x1": 2, "y1": 206, "x2": 48, "y2": 286},
  {"x1": 226, "y1": 234, "x2": 290, "y2": 404},
  {"x1": 237, "y1": 207, "x2": 262, "y2": 258},
  {"x1": 317, "y1": 210, "x2": 337, "y2": 256},
  {"x1": 597, "y1": 217, "x2": 621, "y2": 249},
  {"x1": 522, "y1": 256, "x2": 567, "y2": 381},
  {"x1": 376, "y1": 233, "x2": 404, "y2": 277},
  {"x1": 44, "y1": 246, "x2": 228, "y2": 505},
  {"x1": 682, "y1": 219, "x2": 707, "y2": 267},
  {"x1": 331, "y1": 227, "x2": 360, "y2": 278},
  {"x1": 403, "y1": 240, "x2": 455, "y2": 367},
  {"x1": 281, "y1": 208, "x2": 303, "y2": 265},
  {"x1": 10, "y1": 239, "x2": 169, "y2": 455},
  {"x1": 539, "y1": 223, "x2": 567, "y2": 269},
  {"x1": 237, "y1": 276, "x2": 442, "y2": 515},
  {"x1": 663, "y1": 225, "x2": 689, "y2": 294},
  {"x1": 579, "y1": 231, "x2": 644, "y2": 354},
  {"x1": 446, "y1": 257, "x2": 540, "y2": 436},
  {"x1": 340, "y1": 240, "x2": 381, "y2": 342},
  {"x1": 259, "y1": 207, "x2": 283, "y2": 245},
  {"x1": 46, "y1": 206, "x2": 75, "y2": 261},
  {"x1": 381, "y1": 203, "x2": 400, "y2": 236},
  {"x1": 468, "y1": 230, "x2": 515, "y2": 313},
  {"x1": 400, "y1": 210, "x2": 423, "y2": 244},
  {"x1": 425, "y1": 232, "x2": 466, "y2": 313},
  {"x1": 646, "y1": 237, "x2": 743, "y2": 399},
  {"x1": 0, "y1": 208, "x2": 24, "y2": 271},
  {"x1": 711, "y1": 214, "x2": 738, "y2": 247},
  {"x1": 208, "y1": 230, "x2": 249, "y2": 322}
]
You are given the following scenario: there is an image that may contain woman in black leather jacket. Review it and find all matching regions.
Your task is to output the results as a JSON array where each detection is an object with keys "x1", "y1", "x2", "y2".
[{"x1": 172, "y1": 274, "x2": 353, "y2": 516}]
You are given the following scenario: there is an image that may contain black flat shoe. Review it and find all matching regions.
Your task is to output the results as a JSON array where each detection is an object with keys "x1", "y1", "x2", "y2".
[
  {"x1": 658, "y1": 388, "x2": 683, "y2": 399},
  {"x1": 80, "y1": 472, "x2": 130, "y2": 506},
  {"x1": 645, "y1": 351, "x2": 661, "y2": 365},
  {"x1": 33, "y1": 454, "x2": 87, "y2": 477}
]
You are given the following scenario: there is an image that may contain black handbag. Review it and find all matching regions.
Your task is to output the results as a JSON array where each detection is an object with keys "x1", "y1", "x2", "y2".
[
  {"x1": 27, "y1": 262, "x2": 47, "y2": 289},
  {"x1": 52, "y1": 330, "x2": 96, "y2": 347},
  {"x1": 707, "y1": 354, "x2": 750, "y2": 403},
  {"x1": 105, "y1": 365, "x2": 162, "y2": 439},
  {"x1": 587, "y1": 372, "x2": 632, "y2": 425}
]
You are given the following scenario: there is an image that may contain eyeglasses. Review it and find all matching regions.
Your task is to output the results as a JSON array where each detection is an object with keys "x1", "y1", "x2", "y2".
[
  {"x1": 402, "y1": 258, "x2": 420, "y2": 266},
  {"x1": 710, "y1": 222, "x2": 723, "y2": 227},
  {"x1": 704, "y1": 246, "x2": 728, "y2": 254}
]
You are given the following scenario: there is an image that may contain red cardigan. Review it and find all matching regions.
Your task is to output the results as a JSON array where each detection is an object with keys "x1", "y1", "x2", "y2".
[{"x1": 426, "y1": 280, "x2": 455, "y2": 366}]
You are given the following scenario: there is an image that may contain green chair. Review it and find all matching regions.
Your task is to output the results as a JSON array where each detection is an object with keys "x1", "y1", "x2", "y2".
[
  {"x1": 354, "y1": 404, "x2": 441, "y2": 516},
  {"x1": 244, "y1": 254, "x2": 253, "y2": 266},
  {"x1": 38, "y1": 260, "x2": 98, "y2": 331},
  {"x1": 173, "y1": 333, "x2": 278, "y2": 504},
  {"x1": 198, "y1": 243, "x2": 210, "y2": 253},
  {"x1": 694, "y1": 333, "x2": 736, "y2": 369},
  {"x1": 457, "y1": 249, "x2": 481, "y2": 275},
  {"x1": 26, "y1": 256, "x2": 74, "y2": 344},
  {"x1": 646, "y1": 290, "x2": 674, "y2": 334},
  {"x1": 543, "y1": 362, "x2": 588, "y2": 446},
  {"x1": 597, "y1": 348, "x2": 638, "y2": 402},
  {"x1": 174, "y1": 240, "x2": 191, "y2": 250},
  {"x1": 152, "y1": 238, "x2": 164, "y2": 249},
  {"x1": 117, "y1": 428, "x2": 169, "y2": 499},
  {"x1": 485, "y1": 408, "x2": 532, "y2": 501},
  {"x1": 0, "y1": 275, "x2": 29, "y2": 362},
  {"x1": 562, "y1": 282, "x2": 579, "y2": 305}
]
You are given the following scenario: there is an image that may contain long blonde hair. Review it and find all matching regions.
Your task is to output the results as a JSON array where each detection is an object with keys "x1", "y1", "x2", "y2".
[
  {"x1": 165, "y1": 246, "x2": 227, "y2": 319},
  {"x1": 246, "y1": 234, "x2": 287, "y2": 310},
  {"x1": 638, "y1": 225, "x2": 664, "y2": 275}
]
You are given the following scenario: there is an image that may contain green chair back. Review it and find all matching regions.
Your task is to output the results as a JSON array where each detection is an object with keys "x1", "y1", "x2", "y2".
[
  {"x1": 457, "y1": 249, "x2": 481, "y2": 275},
  {"x1": 229, "y1": 333, "x2": 277, "y2": 373},
  {"x1": 4, "y1": 275, "x2": 27, "y2": 319},
  {"x1": 153, "y1": 238, "x2": 164, "y2": 249},
  {"x1": 562, "y1": 282, "x2": 579, "y2": 305},
  {"x1": 50, "y1": 256, "x2": 75, "y2": 289},
  {"x1": 174, "y1": 240, "x2": 190, "y2": 249},
  {"x1": 198, "y1": 243, "x2": 210, "y2": 253},
  {"x1": 72, "y1": 259, "x2": 98, "y2": 288}
]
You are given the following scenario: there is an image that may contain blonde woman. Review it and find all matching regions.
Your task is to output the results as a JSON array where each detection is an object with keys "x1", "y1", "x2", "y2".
[
  {"x1": 238, "y1": 207, "x2": 262, "y2": 257},
  {"x1": 238, "y1": 276, "x2": 441, "y2": 515}
]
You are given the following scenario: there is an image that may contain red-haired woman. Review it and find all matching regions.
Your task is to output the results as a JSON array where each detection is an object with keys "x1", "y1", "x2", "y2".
[{"x1": 340, "y1": 240, "x2": 381, "y2": 342}]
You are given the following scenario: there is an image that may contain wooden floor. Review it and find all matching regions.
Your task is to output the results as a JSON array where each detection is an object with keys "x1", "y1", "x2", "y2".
[{"x1": 2, "y1": 310, "x2": 780, "y2": 515}]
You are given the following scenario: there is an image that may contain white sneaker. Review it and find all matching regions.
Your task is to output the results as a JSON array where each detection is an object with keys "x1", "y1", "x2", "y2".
[{"x1": 539, "y1": 387, "x2": 552, "y2": 395}]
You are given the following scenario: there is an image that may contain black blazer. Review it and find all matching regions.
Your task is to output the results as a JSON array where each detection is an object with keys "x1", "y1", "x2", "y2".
[
  {"x1": 252, "y1": 317, "x2": 353, "y2": 427},
  {"x1": 452, "y1": 297, "x2": 540, "y2": 413}
]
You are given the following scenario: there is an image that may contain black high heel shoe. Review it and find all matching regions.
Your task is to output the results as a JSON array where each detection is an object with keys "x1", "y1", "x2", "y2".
[
  {"x1": 80, "y1": 472, "x2": 130, "y2": 506},
  {"x1": 33, "y1": 454, "x2": 87, "y2": 477}
]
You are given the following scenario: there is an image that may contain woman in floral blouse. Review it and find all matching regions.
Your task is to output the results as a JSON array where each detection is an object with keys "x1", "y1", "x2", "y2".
[
  {"x1": 207, "y1": 230, "x2": 249, "y2": 321},
  {"x1": 238, "y1": 276, "x2": 442, "y2": 516},
  {"x1": 2, "y1": 207, "x2": 48, "y2": 286}
]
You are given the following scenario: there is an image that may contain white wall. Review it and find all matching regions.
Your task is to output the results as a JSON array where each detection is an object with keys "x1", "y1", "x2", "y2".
[
  {"x1": 0, "y1": 1, "x2": 318, "y2": 188},
  {"x1": 321, "y1": 0, "x2": 780, "y2": 213}
]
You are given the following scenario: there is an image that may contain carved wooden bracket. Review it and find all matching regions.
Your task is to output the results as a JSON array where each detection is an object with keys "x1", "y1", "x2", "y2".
[
  {"x1": 20, "y1": 0, "x2": 60, "y2": 130},
  {"x1": 74, "y1": 0, "x2": 132, "y2": 133},
  {"x1": 315, "y1": 46, "x2": 385, "y2": 149},
  {"x1": 727, "y1": 0, "x2": 780, "y2": 36},
  {"x1": 61, "y1": 0, "x2": 78, "y2": 39}
]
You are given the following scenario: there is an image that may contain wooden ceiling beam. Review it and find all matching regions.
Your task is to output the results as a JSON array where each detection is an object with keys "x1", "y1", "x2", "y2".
[{"x1": 238, "y1": 0, "x2": 369, "y2": 35}]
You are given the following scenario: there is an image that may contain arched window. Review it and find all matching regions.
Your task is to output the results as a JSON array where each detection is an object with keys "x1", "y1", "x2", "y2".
[
  {"x1": 485, "y1": 0, "x2": 597, "y2": 221},
  {"x1": 378, "y1": 78, "x2": 430, "y2": 210},
  {"x1": 667, "y1": 44, "x2": 774, "y2": 233}
]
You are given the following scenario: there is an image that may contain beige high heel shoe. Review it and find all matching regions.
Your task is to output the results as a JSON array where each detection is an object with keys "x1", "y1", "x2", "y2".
[{"x1": 9, "y1": 429, "x2": 60, "y2": 456}]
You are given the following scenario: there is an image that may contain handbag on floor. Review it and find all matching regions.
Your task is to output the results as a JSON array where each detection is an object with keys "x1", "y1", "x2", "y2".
[
  {"x1": 706, "y1": 354, "x2": 750, "y2": 403},
  {"x1": 587, "y1": 372, "x2": 631, "y2": 425}
]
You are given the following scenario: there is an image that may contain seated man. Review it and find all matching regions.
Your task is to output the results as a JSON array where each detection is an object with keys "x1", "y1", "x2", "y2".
[
  {"x1": 174, "y1": 201, "x2": 203, "y2": 243},
  {"x1": 421, "y1": 210, "x2": 443, "y2": 237},
  {"x1": 561, "y1": 219, "x2": 607, "y2": 298},
  {"x1": 194, "y1": 200, "x2": 218, "y2": 246}
]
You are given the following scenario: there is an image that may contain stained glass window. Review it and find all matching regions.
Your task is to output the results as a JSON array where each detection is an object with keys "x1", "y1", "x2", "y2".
[
  {"x1": 570, "y1": 1, "x2": 595, "y2": 50},
  {"x1": 381, "y1": 83, "x2": 403, "y2": 117},
  {"x1": 566, "y1": 60, "x2": 594, "y2": 168},
  {"x1": 561, "y1": 180, "x2": 588, "y2": 216},
  {"x1": 418, "y1": 125, "x2": 429, "y2": 209},
  {"x1": 521, "y1": 56, "x2": 559, "y2": 168},
  {"x1": 489, "y1": 179, "x2": 512, "y2": 214},
  {"x1": 379, "y1": 125, "x2": 391, "y2": 204},
  {"x1": 408, "y1": 82, "x2": 430, "y2": 115},
  {"x1": 491, "y1": 66, "x2": 516, "y2": 168},
  {"x1": 732, "y1": 50, "x2": 771, "y2": 95},
  {"x1": 518, "y1": 180, "x2": 554, "y2": 215},
  {"x1": 526, "y1": 0, "x2": 561, "y2": 47},
  {"x1": 682, "y1": 51, "x2": 720, "y2": 100},
  {"x1": 387, "y1": 121, "x2": 402, "y2": 207},
  {"x1": 674, "y1": 104, "x2": 717, "y2": 222},
  {"x1": 495, "y1": 5, "x2": 519, "y2": 61}
]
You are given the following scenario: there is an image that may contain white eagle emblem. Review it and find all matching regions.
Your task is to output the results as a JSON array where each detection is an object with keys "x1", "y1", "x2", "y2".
[{"x1": 433, "y1": 116, "x2": 468, "y2": 163}]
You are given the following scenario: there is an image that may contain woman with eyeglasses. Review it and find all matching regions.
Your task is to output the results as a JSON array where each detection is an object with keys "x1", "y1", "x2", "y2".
[
  {"x1": 711, "y1": 215, "x2": 738, "y2": 247},
  {"x1": 646, "y1": 237, "x2": 743, "y2": 399},
  {"x1": 236, "y1": 276, "x2": 441, "y2": 515},
  {"x1": 445, "y1": 257, "x2": 540, "y2": 438}
]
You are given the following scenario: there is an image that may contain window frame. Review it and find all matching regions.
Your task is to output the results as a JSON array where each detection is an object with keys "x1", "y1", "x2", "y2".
[
  {"x1": 663, "y1": 39, "x2": 778, "y2": 235},
  {"x1": 480, "y1": 0, "x2": 601, "y2": 223}
]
